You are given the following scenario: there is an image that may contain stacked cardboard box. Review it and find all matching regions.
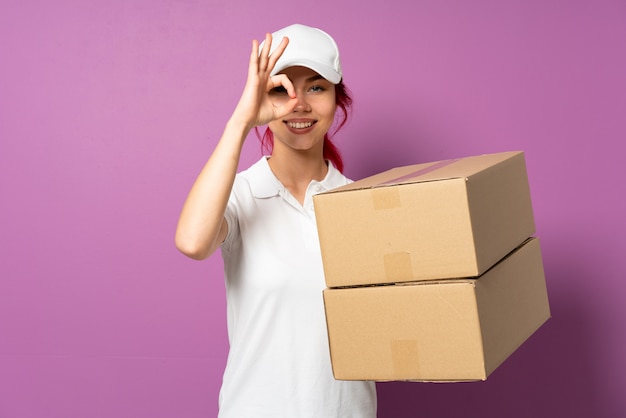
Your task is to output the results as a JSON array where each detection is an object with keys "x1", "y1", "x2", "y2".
[{"x1": 313, "y1": 151, "x2": 550, "y2": 382}]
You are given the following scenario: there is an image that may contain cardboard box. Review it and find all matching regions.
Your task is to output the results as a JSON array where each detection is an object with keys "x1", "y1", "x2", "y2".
[
  {"x1": 314, "y1": 151, "x2": 535, "y2": 287},
  {"x1": 323, "y1": 237, "x2": 550, "y2": 382}
]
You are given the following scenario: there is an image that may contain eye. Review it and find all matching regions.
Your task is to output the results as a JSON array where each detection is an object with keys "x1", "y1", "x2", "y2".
[
  {"x1": 269, "y1": 86, "x2": 288, "y2": 95},
  {"x1": 309, "y1": 85, "x2": 326, "y2": 93}
]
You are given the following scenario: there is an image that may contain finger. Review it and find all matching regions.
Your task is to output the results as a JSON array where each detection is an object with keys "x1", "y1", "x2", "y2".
[
  {"x1": 248, "y1": 39, "x2": 260, "y2": 74},
  {"x1": 268, "y1": 74, "x2": 296, "y2": 98},
  {"x1": 267, "y1": 36, "x2": 289, "y2": 70},
  {"x1": 259, "y1": 33, "x2": 272, "y2": 71}
]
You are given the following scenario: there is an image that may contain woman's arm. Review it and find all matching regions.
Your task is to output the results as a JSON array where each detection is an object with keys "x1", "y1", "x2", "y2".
[{"x1": 175, "y1": 34, "x2": 297, "y2": 260}]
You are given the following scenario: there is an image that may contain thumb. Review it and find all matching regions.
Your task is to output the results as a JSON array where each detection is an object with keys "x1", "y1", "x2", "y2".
[{"x1": 273, "y1": 96, "x2": 298, "y2": 120}]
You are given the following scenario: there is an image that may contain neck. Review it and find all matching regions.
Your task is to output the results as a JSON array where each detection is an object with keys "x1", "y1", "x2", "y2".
[{"x1": 267, "y1": 148, "x2": 328, "y2": 204}]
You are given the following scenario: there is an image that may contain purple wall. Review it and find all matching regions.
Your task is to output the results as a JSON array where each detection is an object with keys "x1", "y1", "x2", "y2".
[{"x1": 1, "y1": 1, "x2": 624, "y2": 417}]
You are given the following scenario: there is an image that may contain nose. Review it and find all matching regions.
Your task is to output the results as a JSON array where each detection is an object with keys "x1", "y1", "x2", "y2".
[{"x1": 293, "y1": 93, "x2": 311, "y2": 112}]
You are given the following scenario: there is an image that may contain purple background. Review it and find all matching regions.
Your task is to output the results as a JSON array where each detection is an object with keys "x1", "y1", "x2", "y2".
[{"x1": 1, "y1": 1, "x2": 624, "y2": 417}]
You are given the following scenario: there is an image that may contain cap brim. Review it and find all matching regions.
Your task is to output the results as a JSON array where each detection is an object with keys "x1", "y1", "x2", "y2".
[{"x1": 271, "y1": 59, "x2": 342, "y2": 84}]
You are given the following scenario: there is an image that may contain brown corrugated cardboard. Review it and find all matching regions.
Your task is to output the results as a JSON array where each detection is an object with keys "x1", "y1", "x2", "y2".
[
  {"x1": 313, "y1": 151, "x2": 535, "y2": 287},
  {"x1": 323, "y1": 237, "x2": 550, "y2": 382}
]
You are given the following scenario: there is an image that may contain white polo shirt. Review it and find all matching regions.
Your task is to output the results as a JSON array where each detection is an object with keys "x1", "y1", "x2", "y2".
[{"x1": 218, "y1": 157, "x2": 377, "y2": 418}]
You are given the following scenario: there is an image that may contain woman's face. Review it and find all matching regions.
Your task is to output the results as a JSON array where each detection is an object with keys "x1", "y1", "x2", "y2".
[{"x1": 267, "y1": 66, "x2": 337, "y2": 153}]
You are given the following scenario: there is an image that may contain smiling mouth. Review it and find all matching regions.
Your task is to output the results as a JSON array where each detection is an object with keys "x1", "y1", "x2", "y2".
[{"x1": 286, "y1": 121, "x2": 315, "y2": 129}]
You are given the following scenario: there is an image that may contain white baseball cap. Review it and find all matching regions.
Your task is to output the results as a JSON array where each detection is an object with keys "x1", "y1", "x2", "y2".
[{"x1": 260, "y1": 24, "x2": 343, "y2": 84}]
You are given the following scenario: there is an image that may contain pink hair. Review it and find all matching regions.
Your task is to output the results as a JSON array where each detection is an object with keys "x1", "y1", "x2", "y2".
[{"x1": 256, "y1": 82, "x2": 353, "y2": 173}]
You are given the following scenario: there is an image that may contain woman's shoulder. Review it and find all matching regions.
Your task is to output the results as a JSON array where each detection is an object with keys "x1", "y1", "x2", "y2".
[{"x1": 232, "y1": 157, "x2": 281, "y2": 199}]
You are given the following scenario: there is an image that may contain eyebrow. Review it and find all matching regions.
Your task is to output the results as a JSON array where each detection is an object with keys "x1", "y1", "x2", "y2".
[{"x1": 306, "y1": 74, "x2": 326, "y2": 83}]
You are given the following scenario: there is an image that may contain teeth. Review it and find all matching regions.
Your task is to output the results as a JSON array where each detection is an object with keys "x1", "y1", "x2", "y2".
[{"x1": 287, "y1": 121, "x2": 313, "y2": 129}]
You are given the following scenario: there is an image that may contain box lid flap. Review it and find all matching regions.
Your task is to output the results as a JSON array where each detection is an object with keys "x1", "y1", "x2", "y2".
[{"x1": 319, "y1": 151, "x2": 524, "y2": 194}]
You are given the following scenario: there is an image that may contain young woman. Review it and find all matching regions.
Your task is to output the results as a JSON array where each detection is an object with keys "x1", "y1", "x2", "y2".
[{"x1": 175, "y1": 24, "x2": 377, "y2": 417}]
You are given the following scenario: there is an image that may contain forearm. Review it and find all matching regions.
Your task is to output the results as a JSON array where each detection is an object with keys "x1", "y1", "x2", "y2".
[
  {"x1": 175, "y1": 34, "x2": 295, "y2": 260},
  {"x1": 175, "y1": 118, "x2": 250, "y2": 260}
]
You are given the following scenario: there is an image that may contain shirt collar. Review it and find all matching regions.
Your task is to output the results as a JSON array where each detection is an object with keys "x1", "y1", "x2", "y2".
[
  {"x1": 246, "y1": 157, "x2": 282, "y2": 198},
  {"x1": 315, "y1": 159, "x2": 348, "y2": 192},
  {"x1": 246, "y1": 156, "x2": 346, "y2": 199}
]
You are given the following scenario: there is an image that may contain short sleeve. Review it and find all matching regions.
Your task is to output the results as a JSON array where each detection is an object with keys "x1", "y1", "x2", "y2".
[{"x1": 221, "y1": 178, "x2": 243, "y2": 254}]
